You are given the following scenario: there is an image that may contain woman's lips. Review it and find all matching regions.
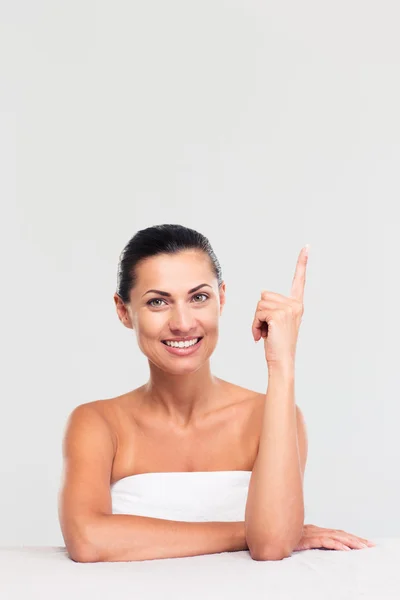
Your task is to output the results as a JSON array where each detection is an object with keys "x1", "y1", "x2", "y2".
[{"x1": 161, "y1": 337, "x2": 203, "y2": 356}]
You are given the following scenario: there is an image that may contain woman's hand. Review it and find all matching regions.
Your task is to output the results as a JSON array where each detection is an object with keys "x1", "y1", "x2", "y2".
[
  {"x1": 293, "y1": 524, "x2": 376, "y2": 552},
  {"x1": 252, "y1": 245, "x2": 309, "y2": 368}
]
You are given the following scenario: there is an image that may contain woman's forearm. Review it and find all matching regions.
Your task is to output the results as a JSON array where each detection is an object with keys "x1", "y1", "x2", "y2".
[
  {"x1": 245, "y1": 365, "x2": 304, "y2": 559},
  {"x1": 76, "y1": 515, "x2": 247, "y2": 562}
]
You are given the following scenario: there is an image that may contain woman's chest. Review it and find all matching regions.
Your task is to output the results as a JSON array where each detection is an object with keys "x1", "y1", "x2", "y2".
[{"x1": 106, "y1": 392, "x2": 265, "y2": 485}]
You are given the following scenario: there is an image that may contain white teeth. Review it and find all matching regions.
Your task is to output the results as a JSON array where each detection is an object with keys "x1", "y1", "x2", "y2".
[{"x1": 165, "y1": 338, "x2": 199, "y2": 348}]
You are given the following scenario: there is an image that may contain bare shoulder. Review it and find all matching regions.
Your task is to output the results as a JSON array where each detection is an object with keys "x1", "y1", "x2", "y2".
[
  {"x1": 222, "y1": 379, "x2": 265, "y2": 405},
  {"x1": 211, "y1": 379, "x2": 266, "y2": 424},
  {"x1": 81, "y1": 391, "x2": 134, "y2": 415},
  {"x1": 70, "y1": 398, "x2": 121, "y2": 451},
  {"x1": 81, "y1": 390, "x2": 147, "y2": 440}
]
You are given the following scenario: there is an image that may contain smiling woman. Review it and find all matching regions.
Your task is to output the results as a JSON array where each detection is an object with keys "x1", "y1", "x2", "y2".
[
  {"x1": 114, "y1": 224, "x2": 226, "y2": 377},
  {"x1": 58, "y1": 224, "x2": 374, "y2": 563}
]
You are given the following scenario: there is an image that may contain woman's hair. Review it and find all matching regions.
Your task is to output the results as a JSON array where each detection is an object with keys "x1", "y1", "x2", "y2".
[{"x1": 116, "y1": 224, "x2": 223, "y2": 304}]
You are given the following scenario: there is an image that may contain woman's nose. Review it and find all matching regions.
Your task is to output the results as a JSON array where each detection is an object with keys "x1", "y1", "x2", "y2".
[{"x1": 168, "y1": 307, "x2": 196, "y2": 332}]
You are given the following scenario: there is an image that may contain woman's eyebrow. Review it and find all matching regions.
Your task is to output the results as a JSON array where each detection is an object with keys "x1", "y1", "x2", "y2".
[{"x1": 142, "y1": 283, "x2": 212, "y2": 298}]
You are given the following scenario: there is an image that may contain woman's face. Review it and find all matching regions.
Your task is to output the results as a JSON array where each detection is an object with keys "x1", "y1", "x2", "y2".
[{"x1": 116, "y1": 250, "x2": 226, "y2": 373}]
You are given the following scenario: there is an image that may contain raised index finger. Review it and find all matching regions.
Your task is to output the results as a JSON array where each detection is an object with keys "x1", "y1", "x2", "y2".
[{"x1": 290, "y1": 245, "x2": 309, "y2": 302}]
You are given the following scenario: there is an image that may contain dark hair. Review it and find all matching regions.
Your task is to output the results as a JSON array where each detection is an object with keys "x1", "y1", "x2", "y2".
[{"x1": 116, "y1": 224, "x2": 223, "y2": 304}]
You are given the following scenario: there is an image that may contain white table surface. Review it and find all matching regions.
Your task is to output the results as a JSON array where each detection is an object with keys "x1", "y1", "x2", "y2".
[{"x1": 1, "y1": 538, "x2": 399, "y2": 600}]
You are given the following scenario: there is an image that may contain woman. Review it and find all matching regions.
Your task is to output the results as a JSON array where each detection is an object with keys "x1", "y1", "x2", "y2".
[{"x1": 58, "y1": 223, "x2": 375, "y2": 562}]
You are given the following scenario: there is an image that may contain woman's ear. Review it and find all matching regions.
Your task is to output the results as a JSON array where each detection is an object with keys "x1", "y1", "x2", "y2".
[
  {"x1": 114, "y1": 293, "x2": 133, "y2": 329},
  {"x1": 219, "y1": 282, "x2": 226, "y2": 315}
]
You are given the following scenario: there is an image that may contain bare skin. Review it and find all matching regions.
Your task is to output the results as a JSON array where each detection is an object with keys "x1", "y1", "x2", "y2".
[{"x1": 91, "y1": 379, "x2": 266, "y2": 486}]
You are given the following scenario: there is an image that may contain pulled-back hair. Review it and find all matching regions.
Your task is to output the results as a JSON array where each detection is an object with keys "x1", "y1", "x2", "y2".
[{"x1": 116, "y1": 224, "x2": 223, "y2": 304}]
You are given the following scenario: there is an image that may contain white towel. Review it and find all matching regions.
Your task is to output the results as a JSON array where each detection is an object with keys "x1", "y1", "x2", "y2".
[{"x1": 110, "y1": 470, "x2": 252, "y2": 522}]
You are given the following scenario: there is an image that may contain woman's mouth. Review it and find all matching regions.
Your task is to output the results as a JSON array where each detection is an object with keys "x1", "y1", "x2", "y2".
[{"x1": 161, "y1": 337, "x2": 203, "y2": 356}]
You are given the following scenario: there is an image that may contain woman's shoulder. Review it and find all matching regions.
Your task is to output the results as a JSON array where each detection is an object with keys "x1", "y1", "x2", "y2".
[
  {"x1": 217, "y1": 378, "x2": 265, "y2": 409},
  {"x1": 82, "y1": 391, "x2": 140, "y2": 424}
]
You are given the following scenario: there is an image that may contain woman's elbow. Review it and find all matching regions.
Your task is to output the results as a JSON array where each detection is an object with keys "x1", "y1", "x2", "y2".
[
  {"x1": 67, "y1": 541, "x2": 100, "y2": 563},
  {"x1": 249, "y1": 545, "x2": 291, "y2": 561}
]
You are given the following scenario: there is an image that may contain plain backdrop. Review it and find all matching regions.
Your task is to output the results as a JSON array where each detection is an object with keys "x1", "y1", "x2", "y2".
[{"x1": 0, "y1": 1, "x2": 399, "y2": 546}]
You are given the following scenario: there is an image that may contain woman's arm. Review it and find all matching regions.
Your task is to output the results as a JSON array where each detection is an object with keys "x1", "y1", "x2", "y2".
[
  {"x1": 61, "y1": 404, "x2": 250, "y2": 563},
  {"x1": 244, "y1": 365, "x2": 305, "y2": 560},
  {"x1": 246, "y1": 246, "x2": 309, "y2": 560},
  {"x1": 77, "y1": 516, "x2": 247, "y2": 562}
]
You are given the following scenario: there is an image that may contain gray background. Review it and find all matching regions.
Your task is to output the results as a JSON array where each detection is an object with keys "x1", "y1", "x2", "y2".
[{"x1": 0, "y1": 1, "x2": 399, "y2": 546}]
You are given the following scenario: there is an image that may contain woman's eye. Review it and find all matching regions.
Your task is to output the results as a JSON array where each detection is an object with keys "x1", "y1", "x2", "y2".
[
  {"x1": 147, "y1": 298, "x2": 166, "y2": 307},
  {"x1": 147, "y1": 294, "x2": 208, "y2": 308},
  {"x1": 193, "y1": 293, "x2": 208, "y2": 302}
]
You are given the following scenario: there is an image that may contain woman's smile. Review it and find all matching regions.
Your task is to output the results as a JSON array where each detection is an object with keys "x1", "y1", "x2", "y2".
[{"x1": 161, "y1": 337, "x2": 204, "y2": 356}]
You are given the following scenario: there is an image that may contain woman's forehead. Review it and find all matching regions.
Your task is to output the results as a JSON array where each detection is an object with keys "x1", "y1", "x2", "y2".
[{"x1": 137, "y1": 251, "x2": 212, "y2": 282}]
